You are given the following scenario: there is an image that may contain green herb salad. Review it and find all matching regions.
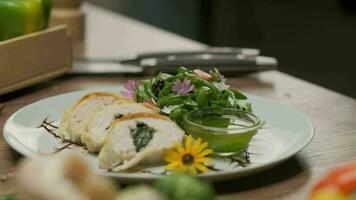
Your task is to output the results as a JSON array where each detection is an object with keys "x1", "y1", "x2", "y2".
[{"x1": 121, "y1": 67, "x2": 252, "y2": 126}]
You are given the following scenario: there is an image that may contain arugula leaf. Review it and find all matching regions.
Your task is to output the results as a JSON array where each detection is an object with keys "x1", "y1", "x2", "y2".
[
  {"x1": 210, "y1": 68, "x2": 222, "y2": 82},
  {"x1": 230, "y1": 89, "x2": 247, "y2": 100},
  {"x1": 196, "y1": 87, "x2": 209, "y2": 107},
  {"x1": 158, "y1": 95, "x2": 185, "y2": 106},
  {"x1": 135, "y1": 80, "x2": 152, "y2": 102},
  {"x1": 158, "y1": 82, "x2": 174, "y2": 97},
  {"x1": 130, "y1": 123, "x2": 154, "y2": 152}
]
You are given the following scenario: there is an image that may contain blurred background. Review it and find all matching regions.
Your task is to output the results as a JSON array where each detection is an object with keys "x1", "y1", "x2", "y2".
[{"x1": 86, "y1": 0, "x2": 356, "y2": 98}]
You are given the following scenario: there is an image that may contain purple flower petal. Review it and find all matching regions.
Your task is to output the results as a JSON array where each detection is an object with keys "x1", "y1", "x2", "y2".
[
  {"x1": 172, "y1": 79, "x2": 195, "y2": 95},
  {"x1": 125, "y1": 80, "x2": 137, "y2": 91},
  {"x1": 187, "y1": 84, "x2": 195, "y2": 93},
  {"x1": 172, "y1": 80, "x2": 180, "y2": 93},
  {"x1": 182, "y1": 79, "x2": 188, "y2": 88},
  {"x1": 121, "y1": 90, "x2": 134, "y2": 98},
  {"x1": 122, "y1": 80, "x2": 137, "y2": 99}
]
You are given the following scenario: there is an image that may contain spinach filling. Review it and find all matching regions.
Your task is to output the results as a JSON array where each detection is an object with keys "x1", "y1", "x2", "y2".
[
  {"x1": 130, "y1": 123, "x2": 154, "y2": 152},
  {"x1": 105, "y1": 113, "x2": 124, "y2": 130},
  {"x1": 114, "y1": 113, "x2": 123, "y2": 119}
]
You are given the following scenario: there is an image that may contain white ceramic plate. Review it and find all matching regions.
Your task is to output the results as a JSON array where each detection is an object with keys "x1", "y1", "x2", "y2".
[{"x1": 3, "y1": 86, "x2": 313, "y2": 183}]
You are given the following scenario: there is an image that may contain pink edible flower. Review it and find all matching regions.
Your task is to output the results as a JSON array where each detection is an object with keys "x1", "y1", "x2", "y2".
[
  {"x1": 220, "y1": 75, "x2": 227, "y2": 82},
  {"x1": 172, "y1": 79, "x2": 195, "y2": 95},
  {"x1": 121, "y1": 80, "x2": 137, "y2": 99},
  {"x1": 194, "y1": 69, "x2": 212, "y2": 80}
]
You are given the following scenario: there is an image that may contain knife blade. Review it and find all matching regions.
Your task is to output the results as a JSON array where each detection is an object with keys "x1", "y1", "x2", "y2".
[
  {"x1": 75, "y1": 47, "x2": 260, "y2": 65},
  {"x1": 120, "y1": 47, "x2": 260, "y2": 65},
  {"x1": 71, "y1": 54, "x2": 277, "y2": 75}
]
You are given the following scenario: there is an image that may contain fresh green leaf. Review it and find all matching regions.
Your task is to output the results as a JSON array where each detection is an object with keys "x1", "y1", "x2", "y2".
[
  {"x1": 158, "y1": 82, "x2": 174, "y2": 97},
  {"x1": 231, "y1": 89, "x2": 247, "y2": 100},
  {"x1": 135, "y1": 80, "x2": 152, "y2": 102},
  {"x1": 130, "y1": 123, "x2": 154, "y2": 152},
  {"x1": 158, "y1": 95, "x2": 185, "y2": 106},
  {"x1": 177, "y1": 67, "x2": 189, "y2": 74},
  {"x1": 196, "y1": 87, "x2": 209, "y2": 107},
  {"x1": 243, "y1": 102, "x2": 252, "y2": 112}
]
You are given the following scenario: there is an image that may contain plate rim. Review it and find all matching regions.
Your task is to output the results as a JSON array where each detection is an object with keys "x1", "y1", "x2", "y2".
[{"x1": 2, "y1": 86, "x2": 314, "y2": 182}]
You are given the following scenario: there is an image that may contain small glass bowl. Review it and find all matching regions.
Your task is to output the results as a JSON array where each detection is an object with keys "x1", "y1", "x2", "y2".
[{"x1": 183, "y1": 108, "x2": 261, "y2": 156}]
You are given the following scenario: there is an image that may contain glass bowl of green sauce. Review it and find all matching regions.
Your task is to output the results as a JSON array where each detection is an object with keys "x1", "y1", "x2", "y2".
[{"x1": 183, "y1": 108, "x2": 261, "y2": 156}]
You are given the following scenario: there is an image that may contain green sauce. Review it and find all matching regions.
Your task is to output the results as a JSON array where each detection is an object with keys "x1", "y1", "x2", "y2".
[
  {"x1": 183, "y1": 108, "x2": 260, "y2": 156},
  {"x1": 190, "y1": 114, "x2": 256, "y2": 129}
]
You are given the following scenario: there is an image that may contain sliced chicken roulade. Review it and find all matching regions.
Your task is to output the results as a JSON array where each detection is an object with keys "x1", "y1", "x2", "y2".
[
  {"x1": 59, "y1": 92, "x2": 131, "y2": 144},
  {"x1": 17, "y1": 153, "x2": 117, "y2": 200},
  {"x1": 82, "y1": 103, "x2": 159, "y2": 153},
  {"x1": 98, "y1": 112, "x2": 185, "y2": 172}
]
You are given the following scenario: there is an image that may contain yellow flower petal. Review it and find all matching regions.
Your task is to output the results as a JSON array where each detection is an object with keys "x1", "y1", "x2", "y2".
[
  {"x1": 195, "y1": 163, "x2": 209, "y2": 173},
  {"x1": 194, "y1": 141, "x2": 209, "y2": 154},
  {"x1": 162, "y1": 148, "x2": 173, "y2": 154},
  {"x1": 163, "y1": 149, "x2": 180, "y2": 157},
  {"x1": 174, "y1": 142, "x2": 186, "y2": 155},
  {"x1": 195, "y1": 157, "x2": 213, "y2": 163},
  {"x1": 163, "y1": 150, "x2": 181, "y2": 162},
  {"x1": 164, "y1": 155, "x2": 182, "y2": 163},
  {"x1": 198, "y1": 149, "x2": 213, "y2": 157},
  {"x1": 190, "y1": 137, "x2": 202, "y2": 156},
  {"x1": 163, "y1": 136, "x2": 213, "y2": 175},
  {"x1": 165, "y1": 161, "x2": 181, "y2": 170},
  {"x1": 178, "y1": 164, "x2": 187, "y2": 172},
  {"x1": 189, "y1": 166, "x2": 198, "y2": 175},
  {"x1": 185, "y1": 135, "x2": 193, "y2": 153}
]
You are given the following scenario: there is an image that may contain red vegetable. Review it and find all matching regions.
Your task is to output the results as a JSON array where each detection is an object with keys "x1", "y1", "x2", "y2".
[{"x1": 310, "y1": 163, "x2": 356, "y2": 200}]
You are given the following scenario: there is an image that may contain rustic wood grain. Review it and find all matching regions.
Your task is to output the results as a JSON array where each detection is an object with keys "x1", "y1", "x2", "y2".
[
  {"x1": 0, "y1": 26, "x2": 72, "y2": 96},
  {"x1": 1, "y1": 3, "x2": 356, "y2": 199}
]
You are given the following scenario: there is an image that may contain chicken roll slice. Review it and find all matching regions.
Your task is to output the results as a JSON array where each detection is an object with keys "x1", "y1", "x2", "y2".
[
  {"x1": 17, "y1": 153, "x2": 117, "y2": 200},
  {"x1": 59, "y1": 92, "x2": 131, "y2": 144},
  {"x1": 98, "y1": 113, "x2": 185, "y2": 171},
  {"x1": 82, "y1": 103, "x2": 159, "y2": 153}
]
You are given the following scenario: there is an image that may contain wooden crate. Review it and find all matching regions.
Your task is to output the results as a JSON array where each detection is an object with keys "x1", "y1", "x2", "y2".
[{"x1": 0, "y1": 25, "x2": 72, "y2": 96}]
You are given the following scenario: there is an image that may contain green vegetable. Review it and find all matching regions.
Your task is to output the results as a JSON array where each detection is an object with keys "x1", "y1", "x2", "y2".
[
  {"x1": 154, "y1": 173, "x2": 215, "y2": 200},
  {"x1": 0, "y1": 0, "x2": 52, "y2": 41},
  {"x1": 130, "y1": 123, "x2": 154, "y2": 152},
  {"x1": 135, "y1": 67, "x2": 252, "y2": 125},
  {"x1": 0, "y1": 195, "x2": 17, "y2": 200}
]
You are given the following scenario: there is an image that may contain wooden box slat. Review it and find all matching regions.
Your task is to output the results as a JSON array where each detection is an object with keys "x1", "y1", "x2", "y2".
[{"x1": 0, "y1": 25, "x2": 72, "y2": 96}]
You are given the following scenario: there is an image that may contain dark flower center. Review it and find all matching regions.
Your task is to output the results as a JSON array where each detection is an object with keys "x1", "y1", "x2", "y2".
[{"x1": 182, "y1": 154, "x2": 194, "y2": 165}]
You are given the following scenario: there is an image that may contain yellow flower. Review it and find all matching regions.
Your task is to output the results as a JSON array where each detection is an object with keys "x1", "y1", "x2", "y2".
[{"x1": 163, "y1": 135, "x2": 213, "y2": 175}]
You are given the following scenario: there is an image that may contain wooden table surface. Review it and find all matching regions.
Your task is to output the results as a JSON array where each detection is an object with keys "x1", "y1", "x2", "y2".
[{"x1": 1, "y1": 3, "x2": 356, "y2": 200}]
